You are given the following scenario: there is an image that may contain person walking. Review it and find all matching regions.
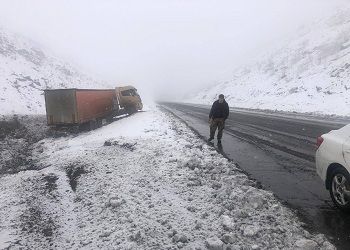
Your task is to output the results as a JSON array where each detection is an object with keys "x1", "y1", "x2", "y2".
[{"x1": 208, "y1": 94, "x2": 229, "y2": 144}]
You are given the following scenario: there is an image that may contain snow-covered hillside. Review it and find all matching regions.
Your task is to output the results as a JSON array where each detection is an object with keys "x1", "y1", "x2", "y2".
[
  {"x1": 189, "y1": 7, "x2": 350, "y2": 116},
  {"x1": 0, "y1": 28, "x2": 110, "y2": 115}
]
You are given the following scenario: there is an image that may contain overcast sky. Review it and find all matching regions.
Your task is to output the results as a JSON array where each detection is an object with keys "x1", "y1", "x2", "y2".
[{"x1": 0, "y1": 0, "x2": 346, "y2": 100}]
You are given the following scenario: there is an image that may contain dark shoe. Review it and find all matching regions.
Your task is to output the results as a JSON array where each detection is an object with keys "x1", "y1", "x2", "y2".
[
  {"x1": 217, "y1": 139, "x2": 222, "y2": 144},
  {"x1": 208, "y1": 137, "x2": 214, "y2": 142}
]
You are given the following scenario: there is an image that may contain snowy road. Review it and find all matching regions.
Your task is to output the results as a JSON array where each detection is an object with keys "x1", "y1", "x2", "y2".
[
  {"x1": 0, "y1": 106, "x2": 335, "y2": 249},
  {"x1": 160, "y1": 102, "x2": 350, "y2": 249}
]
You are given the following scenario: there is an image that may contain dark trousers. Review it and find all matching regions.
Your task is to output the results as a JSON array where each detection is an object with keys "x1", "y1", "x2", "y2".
[{"x1": 210, "y1": 118, "x2": 225, "y2": 140}]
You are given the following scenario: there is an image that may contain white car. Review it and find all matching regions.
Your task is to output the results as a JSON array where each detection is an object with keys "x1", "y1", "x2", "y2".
[{"x1": 316, "y1": 124, "x2": 350, "y2": 211}]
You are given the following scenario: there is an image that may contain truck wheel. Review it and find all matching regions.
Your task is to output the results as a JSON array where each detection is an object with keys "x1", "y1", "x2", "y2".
[
  {"x1": 127, "y1": 107, "x2": 137, "y2": 115},
  {"x1": 329, "y1": 167, "x2": 350, "y2": 212},
  {"x1": 96, "y1": 118, "x2": 103, "y2": 128},
  {"x1": 71, "y1": 126, "x2": 80, "y2": 134},
  {"x1": 106, "y1": 116, "x2": 113, "y2": 123},
  {"x1": 89, "y1": 120, "x2": 97, "y2": 130}
]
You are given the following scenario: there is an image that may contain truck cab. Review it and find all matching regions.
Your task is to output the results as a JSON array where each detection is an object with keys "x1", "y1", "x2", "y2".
[{"x1": 116, "y1": 86, "x2": 143, "y2": 114}]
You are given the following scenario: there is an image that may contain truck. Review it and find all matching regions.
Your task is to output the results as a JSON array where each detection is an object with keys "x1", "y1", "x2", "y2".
[{"x1": 44, "y1": 86, "x2": 143, "y2": 129}]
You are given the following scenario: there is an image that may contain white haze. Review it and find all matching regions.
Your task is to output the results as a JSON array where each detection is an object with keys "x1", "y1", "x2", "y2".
[{"x1": 0, "y1": 0, "x2": 347, "y2": 101}]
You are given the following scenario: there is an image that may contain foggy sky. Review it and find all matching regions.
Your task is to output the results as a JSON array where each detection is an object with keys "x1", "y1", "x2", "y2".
[{"x1": 0, "y1": 0, "x2": 346, "y2": 100}]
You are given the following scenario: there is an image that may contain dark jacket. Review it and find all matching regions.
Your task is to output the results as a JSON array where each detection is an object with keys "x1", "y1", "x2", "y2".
[{"x1": 209, "y1": 100, "x2": 229, "y2": 120}]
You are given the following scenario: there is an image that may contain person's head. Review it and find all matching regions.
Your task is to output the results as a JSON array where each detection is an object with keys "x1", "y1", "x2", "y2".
[{"x1": 218, "y1": 94, "x2": 225, "y2": 103}]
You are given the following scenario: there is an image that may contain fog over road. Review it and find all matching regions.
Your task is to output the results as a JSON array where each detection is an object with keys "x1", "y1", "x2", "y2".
[{"x1": 161, "y1": 102, "x2": 350, "y2": 249}]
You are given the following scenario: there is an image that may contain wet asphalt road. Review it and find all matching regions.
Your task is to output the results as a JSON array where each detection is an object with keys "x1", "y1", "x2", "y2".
[{"x1": 161, "y1": 102, "x2": 350, "y2": 249}]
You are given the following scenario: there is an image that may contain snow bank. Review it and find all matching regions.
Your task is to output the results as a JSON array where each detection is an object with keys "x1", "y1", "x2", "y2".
[{"x1": 0, "y1": 106, "x2": 335, "y2": 249}]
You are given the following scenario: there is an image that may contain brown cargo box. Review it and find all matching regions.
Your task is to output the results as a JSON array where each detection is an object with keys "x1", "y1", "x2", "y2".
[{"x1": 44, "y1": 89, "x2": 116, "y2": 126}]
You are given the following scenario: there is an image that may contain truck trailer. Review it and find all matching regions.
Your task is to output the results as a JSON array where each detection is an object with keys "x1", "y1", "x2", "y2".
[{"x1": 44, "y1": 86, "x2": 142, "y2": 129}]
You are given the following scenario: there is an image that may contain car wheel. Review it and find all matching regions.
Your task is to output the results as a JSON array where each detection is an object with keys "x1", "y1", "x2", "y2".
[{"x1": 329, "y1": 167, "x2": 350, "y2": 212}]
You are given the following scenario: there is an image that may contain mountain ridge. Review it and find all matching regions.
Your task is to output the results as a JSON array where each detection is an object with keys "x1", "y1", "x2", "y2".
[
  {"x1": 188, "y1": 7, "x2": 350, "y2": 116},
  {"x1": 0, "y1": 27, "x2": 111, "y2": 115}
]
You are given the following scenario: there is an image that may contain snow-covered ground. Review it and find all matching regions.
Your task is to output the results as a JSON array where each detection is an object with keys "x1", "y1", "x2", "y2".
[
  {"x1": 188, "y1": 6, "x2": 350, "y2": 117},
  {"x1": 0, "y1": 107, "x2": 334, "y2": 249},
  {"x1": 0, "y1": 27, "x2": 111, "y2": 115}
]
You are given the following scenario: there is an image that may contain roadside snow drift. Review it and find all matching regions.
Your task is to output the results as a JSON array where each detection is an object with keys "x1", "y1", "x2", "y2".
[{"x1": 0, "y1": 107, "x2": 335, "y2": 249}]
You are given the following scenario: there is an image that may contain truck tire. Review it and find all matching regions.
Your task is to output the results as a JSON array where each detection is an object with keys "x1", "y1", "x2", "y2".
[
  {"x1": 89, "y1": 120, "x2": 97, "y2": 130},
  {"x1": 96, "y1": 118, "x2": 103, "y2": 128},
  {"x1": 126, "y1": 106, "x2": 137, "y2": 115},
  {"x1": 106, "y1": 115, "x2": 114, "y2": 123}
]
